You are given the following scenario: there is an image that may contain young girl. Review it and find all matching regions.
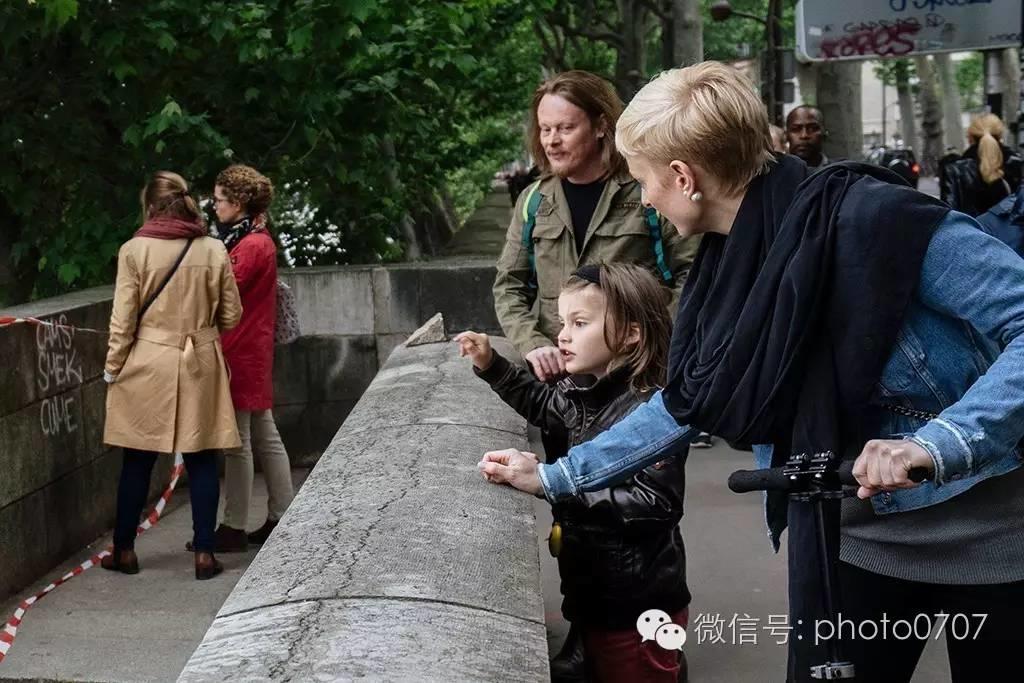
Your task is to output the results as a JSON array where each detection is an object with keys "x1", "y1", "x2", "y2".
[{"x1": 455, "y1": 263, "x2": 690, "y2": 683}]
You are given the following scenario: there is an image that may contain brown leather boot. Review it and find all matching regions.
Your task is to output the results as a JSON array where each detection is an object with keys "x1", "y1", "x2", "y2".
[
  {"x1": 194, "y1": 551, "x2": 224, "y2": 580},
  {"x1": 247, "y1": 519, "x2": 278, "y2": 546},
  {"x1": 100, "y1": 548, "x2": 139, "y2": 575},
  {"x1": 213, "y1": 524, "x2": 249, "y2": 552}
]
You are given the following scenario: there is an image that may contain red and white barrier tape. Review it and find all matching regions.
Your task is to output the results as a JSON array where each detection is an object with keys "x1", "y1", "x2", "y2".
[
  {"x1": 0, "y1": 315, "x2": 110, "y2": 336},
  {"x1": 0, "y1": 453, "x2": 185, "y2": 664}
]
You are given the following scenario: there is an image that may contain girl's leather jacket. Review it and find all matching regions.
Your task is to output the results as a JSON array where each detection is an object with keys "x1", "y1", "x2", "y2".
[{"x1": 476, "y1": 352, "x2": 690, "y2": 628}]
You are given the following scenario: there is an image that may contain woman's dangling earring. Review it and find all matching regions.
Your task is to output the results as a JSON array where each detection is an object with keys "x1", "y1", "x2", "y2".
[{"x1": 690, "y1": 191, "x2": 703, "y2": 202}]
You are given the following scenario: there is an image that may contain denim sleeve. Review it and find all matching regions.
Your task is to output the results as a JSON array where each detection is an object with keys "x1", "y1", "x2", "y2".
[
  {"x1": 912, "y1": 211, "x2": 1024, "y2": 485},
  {"x1": 538, "y1": 390, "x2": 696, "y2": 502}
]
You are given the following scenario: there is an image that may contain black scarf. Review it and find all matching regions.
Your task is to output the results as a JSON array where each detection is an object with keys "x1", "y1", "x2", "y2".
[
  {"x1": 216, "y1": 215, "x2": 255, "y2": 253},
  {"x1": 664, "y1": 155, "x2": 950, "y2": 540}
]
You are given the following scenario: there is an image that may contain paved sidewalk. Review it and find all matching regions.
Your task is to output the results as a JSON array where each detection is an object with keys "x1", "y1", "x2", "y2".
[
  {"x1": 919, "y1": 175, "x2": 940, "y2": 199},
  {"x1": 0, "y1": 469, "x2": 306, "y2": 683}
]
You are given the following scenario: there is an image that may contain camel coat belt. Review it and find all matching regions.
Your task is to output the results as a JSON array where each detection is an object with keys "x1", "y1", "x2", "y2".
[
  {"x1": 135, "y1": 325, "x2": 221, "y2": 377},
  {"x1": 103, "y1": 235, "x2": 242, "y2": 454}
]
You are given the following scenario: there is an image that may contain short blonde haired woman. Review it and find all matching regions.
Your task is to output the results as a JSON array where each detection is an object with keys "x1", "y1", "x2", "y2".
[
  {"x1": 103, "y1": 171, "x2": 241, "y2": 580},
  {"x1": 482, "y1": 62, "x2": 1024, "y2": 682}
]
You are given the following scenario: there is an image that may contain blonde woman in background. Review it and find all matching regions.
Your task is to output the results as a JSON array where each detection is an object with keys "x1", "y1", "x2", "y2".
[{"x1": 940, "y1": 113, "x2": 1023, "y2": 216}]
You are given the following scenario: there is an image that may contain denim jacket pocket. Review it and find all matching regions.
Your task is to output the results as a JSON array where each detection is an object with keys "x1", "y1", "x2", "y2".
[
  {"x1": 878, "y1": 330, "x2": 919, "y2": 395},
  {"x1": 876, "y1": 328, "x2": 945, "y2": 406}
]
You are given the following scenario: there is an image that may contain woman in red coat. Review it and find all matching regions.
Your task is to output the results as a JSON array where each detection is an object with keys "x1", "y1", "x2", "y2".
[{"x1": 211, "y1": 165, "x2": 294, "y2": 551}]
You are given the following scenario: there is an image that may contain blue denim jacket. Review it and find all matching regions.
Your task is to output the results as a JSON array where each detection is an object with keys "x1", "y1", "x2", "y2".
[
  {"x1": 977, "y1": 185, "x2": 1024, "y2": 257},
  {"x1": 539, "y1": 211, "x2": 1024, "y2": 522}
]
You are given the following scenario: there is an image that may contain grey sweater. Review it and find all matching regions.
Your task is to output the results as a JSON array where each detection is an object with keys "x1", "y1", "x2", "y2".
[{"x1": 840, "y1": 465, "x2": 1024, "y2": 585}]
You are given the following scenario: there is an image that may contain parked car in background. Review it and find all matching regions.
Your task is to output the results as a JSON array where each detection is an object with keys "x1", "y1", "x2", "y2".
[{"x1": 866, "y1": 146, "x2": 920, "y2": 188}]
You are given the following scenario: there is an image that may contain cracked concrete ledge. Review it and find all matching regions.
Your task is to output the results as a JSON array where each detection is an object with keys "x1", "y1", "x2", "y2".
[{"x1": 178, "y1": 339, "x2": 547, "y2": 682}]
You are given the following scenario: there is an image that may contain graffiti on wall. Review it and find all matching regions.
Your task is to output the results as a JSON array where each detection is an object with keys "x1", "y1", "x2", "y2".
[{"x1": 36, "y1": 314, "x2": 81, "y2": 436}]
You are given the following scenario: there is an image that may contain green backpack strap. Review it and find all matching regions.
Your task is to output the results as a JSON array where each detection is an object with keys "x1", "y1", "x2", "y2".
[
  {"x1": 644, "y1": 206, "x2": 674, "y2": 284},
  {"x1": 520, "y1": 181, "x2": 544, "y2": 289},
  {"x1": 521, "y1": 184, "x2": 672, "y2": 287}
]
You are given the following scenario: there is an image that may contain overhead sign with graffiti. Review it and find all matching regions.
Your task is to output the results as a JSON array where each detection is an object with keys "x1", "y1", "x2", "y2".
[{"x1": 796, "y1": 0, "x2": 1021, "y2": 62}]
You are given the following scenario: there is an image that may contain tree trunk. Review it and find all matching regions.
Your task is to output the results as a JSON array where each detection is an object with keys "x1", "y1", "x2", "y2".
[
  {"x1": 671, "y1": 0, "x2": 702, "y2": 68},
  {"x1": 934, "y1": 52, "x2": 963, "y2": 152},
  {"x1": 983, "y1": 49, "x2": 1006, "y2": 124},
  {"x1": 614, "y1": 0, "x2": 648, "y2": 100},
  {"x1": 894, "y1": 60, "x2": 917, "y2": 152},
  {"x1": 1002, "y1": 47, "x2": 1020, "y2": 136},
  {"x1": 0, "y1": 196, "x2": 36, "y2": 305},
  {"x1": 914, "y1": 55, "x2": 944, "y2": 175},
  {"x1": 796, "y1": 61, "x2": 817, "y2": 107},
  {"x1": 533, "y1": 20, "x2": 567, "y2": 74},
  {"x1": 380, "y1": 137, "x2": 422, "y2": 260},
  {"x1": 816, "y1": 61, "x2": 862, "y2": 160},
  {"x1": 661, "y1": 10, "x2": 674, "y2": 71}
]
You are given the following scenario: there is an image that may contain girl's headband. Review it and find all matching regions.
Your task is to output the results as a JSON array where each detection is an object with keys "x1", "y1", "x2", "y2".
[{"x1": 573, "y1": 264, "x2": 602, "y2": 285}]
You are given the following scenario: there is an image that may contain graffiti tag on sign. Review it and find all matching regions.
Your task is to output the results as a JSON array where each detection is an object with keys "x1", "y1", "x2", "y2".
[
  {"x1": 36, "y1": 314, "x2": 81, "y2": 436},
  {"x1": 798, "y1": 0, "x2": 1015, "y2": 62},
  {"x1": 890, "y1": 0, "x2": 992, "y2": 12},
  {"x1": 819, "y1": 19, "x2": 922, "y2": 59}
]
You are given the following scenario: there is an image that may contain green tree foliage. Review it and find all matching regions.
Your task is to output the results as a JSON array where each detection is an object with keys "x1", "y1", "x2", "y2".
[
  {"x1": 701, "y1": 0, "x2": 795, "y2": 63},
  {"x1": 873, "y1": 58, "x2": 914, "y2": 88},
  {"x1": 702, "y1": 0, "x2": 764, "y2": 62},
  {"x1": 0, "y1": 0, "x2": 544, "y2": 302},
  {"x1": 955, "y1": 53, "x2": 983, "y2": 111}
]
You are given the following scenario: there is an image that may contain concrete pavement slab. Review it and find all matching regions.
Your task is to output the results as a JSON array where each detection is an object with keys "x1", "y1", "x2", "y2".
[{"x1": 0, "y1": 470, "x2": 306, "y2": 683}]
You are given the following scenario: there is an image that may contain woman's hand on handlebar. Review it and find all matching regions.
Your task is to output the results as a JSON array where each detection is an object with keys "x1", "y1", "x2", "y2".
[{"x1": 852, "y1": 439, "x2": 935, "y2": 500}]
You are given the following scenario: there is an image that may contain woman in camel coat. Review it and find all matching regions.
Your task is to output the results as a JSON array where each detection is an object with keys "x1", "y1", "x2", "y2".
[{"x1": 102, "y1": 170, "x2": 242, "y2": 580}]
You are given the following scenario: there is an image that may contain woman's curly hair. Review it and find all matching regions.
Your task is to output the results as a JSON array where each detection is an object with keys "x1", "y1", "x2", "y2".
[{"x1": 214, "y1": 164, "x2": 274, "y2": 216}]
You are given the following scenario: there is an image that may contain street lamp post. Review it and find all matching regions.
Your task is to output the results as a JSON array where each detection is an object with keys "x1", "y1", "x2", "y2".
[{"x1": 710, "y1": 0, "x2": 785, "y2": 124}]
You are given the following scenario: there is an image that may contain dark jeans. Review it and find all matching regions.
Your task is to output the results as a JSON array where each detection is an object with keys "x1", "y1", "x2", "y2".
[
  {"x1": 785, "y1": 499, "x2": 1024, "y2": 682},
  {"x1": 113, "y1": 448, "x2": 219, "y2": 553},
  {"x1": 834, "y1": 562, "x2": 1024, "y2": 682}
]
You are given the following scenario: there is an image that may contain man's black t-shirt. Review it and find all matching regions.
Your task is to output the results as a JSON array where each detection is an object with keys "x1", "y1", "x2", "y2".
[{"x1": 562, "y1": 178, "x2": 607, "y2": 256}]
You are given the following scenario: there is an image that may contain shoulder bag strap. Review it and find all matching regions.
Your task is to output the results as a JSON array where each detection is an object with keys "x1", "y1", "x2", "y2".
[{"x1": 137, "y1": 238, "x2": 195, "y2": 326}]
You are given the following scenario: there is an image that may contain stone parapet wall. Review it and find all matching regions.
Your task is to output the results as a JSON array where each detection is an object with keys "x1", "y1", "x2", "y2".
[
  {"x1": 178, "y1": 339, "x2": 547, "y2": 682},
  {"x1": 274, "y1": 259, "x2": 501, "y2": 463},
  {"x1": 0, "y1": 287, "x2": 171, "y2": 599}
]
